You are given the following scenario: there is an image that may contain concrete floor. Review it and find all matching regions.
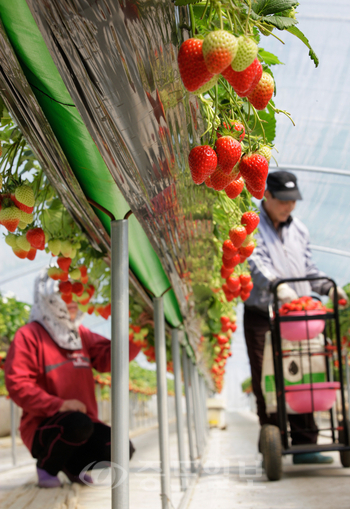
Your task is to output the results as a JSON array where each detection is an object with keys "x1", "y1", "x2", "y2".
[{"x1": 1, "y1": 411, "x2": 350, "y2": 509}]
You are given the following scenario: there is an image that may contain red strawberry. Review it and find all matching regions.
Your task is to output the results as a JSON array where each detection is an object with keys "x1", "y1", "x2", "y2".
[
  {"x1": 225, "y1": 291, "x2": 235, "y2": 302},
  {"x1": 245, "y1": 281, "x2": 254, "y2": 292},
  {"x1": 72, "y1": 282, "x2": 84, "y2": 296},
  {"x1": 58, "y1": 271, "x2": 69, "y2": 282},
  {"x1": 247, "y1": 72, "x2": 274, "y2": 110},
  {"x1": 26, "y1": 228, "x2": 45, "y2": 250},
  {"x1": 59, "y1": 281, "x2": 73, "y2": 294},
  {"x1": 178, "y1": 39, "x2": 215, "y2": 92},
  {"x1": 81, "y1": 276, "x2": 89, "y2": 284},
  {"x1": 215, "y1": 136, "x2": 241, "y2": 175},
  {"x1": 0, "y1": 206, "x2": 21, "y2": 232},
  {"x1": 189, "y1": 146, "x2": 217, "y2": 184},
  {"x1": 240, "y1": 291, "x2": 250, "y2": 302},
  {"x1": 87, "y1": 305, "x2": 95, "y2": 315},
  {"x1": 222, "y1": 283, "x2": 230, "y2": 294},
  {"x1": 210, "y1": 166, "x2": 240, "y2": 191},
  {"x1": 12, "y1": 246, "x2": 28, "y2": 259},
  {"x1": 205, "y1": 176, "x2": 213, "y2": 188},
  {"x1": 232, "y1": 287, "x2": 241, "y2": 298},
  {"x1": 61, "y1": 293, "x2": 73, "y2": 304},
  {"x1": 220, "y1": 316, "x2": 230, "y2": 326},
  {"x1": 217, "y1": 121, "x2": 245, "y2": 141},
  {"x1": 225, "y1": 177, "x2": 244, "y2": 199},
  {"x1": 222, "y1": 254, "x2": 237, "y2": 269},
  {"x1": 48, "y1": 267, "x2": 62, "y2": 280},
  {"x1": 222, "y1": 239, "x2": 238, "y2": 259},
  {"x1": 87, "y1": 284, "x2": 95, "y2": 297},
  {"x1": 239, "y1": 254, "x2": 247, "y2": 263},
  {"x1": 246, "y1": 181, "x2": 265, "y2": 199},
  {"x1": 26, "y1": 247, "x2": 37, "y2": 261},
  {"x1": 57, "y1": 257, "x2": 72, "y2": 272},
  {"x1": 79, "y1": 265, "x2": 88, "y2": 277},
  {"x1": 226, "y1": 276, "x2": 240, "y2": 292},
  {"x1": 202, "y1": 30, "x2": 238, "y2": 74},
  {"x1": 241, "y1": 211, "x2": 260, "y2": 234},
  {"x1": 222, "y1": 57, "x2": 262, "y2": 97},
  {"x1": 11, "y1": 194, "x2": 34, "y2": 214},
  {"x1": 221, "y1": 265, "x2": 234, "y2": 279},
  {"x1": 239, "y1": 153, "x2": 268, "y2": 192},
  {"x1": 229, "y1": 225, "x2": 247, "y2": 247},
  {"x1": 239, "y1": 242, "x2": 255, "y2": 257},
  {"x1": 239, "y1": 273, "x2": 251, "y2": 287}
]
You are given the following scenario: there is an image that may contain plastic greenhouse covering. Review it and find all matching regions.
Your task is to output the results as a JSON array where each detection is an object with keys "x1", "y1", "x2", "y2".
[{"x1": 260, "y1": 0, "x2": 350, "y2": 286}]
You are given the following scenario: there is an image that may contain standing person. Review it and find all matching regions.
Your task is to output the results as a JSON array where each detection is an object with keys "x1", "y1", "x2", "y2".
[
  {"x1": 5, "y1": 270, "x2": 140, "y2": 487},
  {"x1": 244, "y1": 170, "x2": 347, "y2": 464}
]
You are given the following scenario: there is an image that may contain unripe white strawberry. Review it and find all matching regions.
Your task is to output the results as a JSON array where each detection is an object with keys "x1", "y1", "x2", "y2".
[
  {"x1": 48, "y1": 239, "x2": 61, "y2": 256},
  {"x1": 257, "y1": 146, "x2": 272, "y2": 162},
  {"x1": 203, "y1": 30, "x2": 238, "y2": 74},
  {"x1": 5, "y1": 233, "x2": 18, "y2": 248},
  {"x1": 15, "y1": 185, "x2": 35, "y2": 208},
  {"x1": 16, "y1": 235, "x2": 31, "y2": 252},
  {"x1": 231, "y1": 37, "x2": 258, "y2": 72},
  {"x1": 0, "y1": 206, "x2": 21, "y2": 232},
  {"x1": 60, "y1": 240, "x2": 73, "y2": 257}
]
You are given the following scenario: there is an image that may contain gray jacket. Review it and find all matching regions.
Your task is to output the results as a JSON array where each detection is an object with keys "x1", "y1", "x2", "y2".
[{"x1": 245, "y1": 203, "x2": 332, "y2": 313}]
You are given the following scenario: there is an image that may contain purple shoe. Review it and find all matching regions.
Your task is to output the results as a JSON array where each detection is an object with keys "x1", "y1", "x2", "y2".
[
  {"x1": 62, "y1": 468, "x2": 93, "y2": 485},
  {"x1": 37, "y1": 467, "x2": 62, "y2": 488}
]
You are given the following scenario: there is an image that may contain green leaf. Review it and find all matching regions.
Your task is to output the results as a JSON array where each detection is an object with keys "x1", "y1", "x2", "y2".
[
  {"x1": 287, "y1": 26, "x2": 319, "y2": 67},
  {"x1": 252, "y1": 0, "x2": 298, "y2": 16},
  {"x1": 260, "y1": 15, "x2": 297, "y2": 30},
  {"x1": 258, "y1": 48, "x2": 284, "y2": 66}
]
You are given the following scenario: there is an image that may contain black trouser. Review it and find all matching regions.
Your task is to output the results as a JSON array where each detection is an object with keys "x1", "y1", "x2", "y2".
[
  {"x1": 244, "y1": 306, "x2": 318, "y2": 446},
  {"x1": 31, "y1": 411, "x2": 135, "y2": 476}
]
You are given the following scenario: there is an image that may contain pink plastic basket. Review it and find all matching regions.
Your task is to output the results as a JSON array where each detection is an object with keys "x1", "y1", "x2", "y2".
[
  {"x1": 279, "y1": 310, "x2": 326, "y2": 341},
  {"x1": 285, "y1": 382, "x2": 340, "y2": 413}
]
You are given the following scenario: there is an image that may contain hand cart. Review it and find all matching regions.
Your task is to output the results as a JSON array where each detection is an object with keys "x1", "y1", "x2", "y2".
[{"x1": 260, "y1": 277, "x2": 350, "y2": 481}]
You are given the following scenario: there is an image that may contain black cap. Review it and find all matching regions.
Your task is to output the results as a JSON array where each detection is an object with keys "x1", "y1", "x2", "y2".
[{"x1": 266, "y1": 171, "x2": 302, "y2": 201}]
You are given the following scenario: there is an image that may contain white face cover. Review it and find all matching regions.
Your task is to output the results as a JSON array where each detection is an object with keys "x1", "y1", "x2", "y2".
[{"x1": 29, "y1": 269, "x2": 84, "y2": 350}]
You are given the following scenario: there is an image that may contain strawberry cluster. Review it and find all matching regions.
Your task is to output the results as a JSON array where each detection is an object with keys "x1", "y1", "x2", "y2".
[
  {"x1": 129, "y1": 324, "x2": 149, "y2": 348},
  {"x1": 211, "y1": 331, "x2": 232, "y2": 392},
  {"x1": 220, "y1": 211, "x2": 259, "y2": 302},
  {"x1": 279, "y1": 296, "x2": 327, "y2": 315},
  {"x1": 178, "y1": 32, "x2": 273, "y2": 110}
]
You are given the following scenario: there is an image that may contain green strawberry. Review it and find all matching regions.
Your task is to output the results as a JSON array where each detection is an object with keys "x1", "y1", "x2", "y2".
[
  {"x1": 256, "y1": 145, "x2": 272, "y2": 162},
  {"x1": 16, "y1": 235, "x2": 31, "y2": 252},
  {"x1": 231, "y1": 36, "x2": 258, "y2": 72},
  {"x1": 20, "y1": 209, "x2": 34, "y2": 225},
  {"x1": 5, "y1": 233, "x2": 18, "y2": 248},
  {"x1": 202, "y1": 30, "x2": 238, "y2": 74},
  {"x1": 48, "y1": 239, "x2": 61, "y2": 256},
  {"x1": 15, "y1": 185, "x2": 35, "y2": 208}
]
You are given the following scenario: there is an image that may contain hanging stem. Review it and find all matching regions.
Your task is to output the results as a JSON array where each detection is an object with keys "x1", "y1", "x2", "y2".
[
  {"x1": 217, "y1": 2, "x2": 223, "y2": 30},
  {"x1": 189, "y1": 5, "x2": 196, "y2": 35},
  {"x1": 200, "y1": 0, "x2": 209, "y2": 20},
  {"x1": 209, "y1": 82, "x2": 219, "y2": 145},
  {"x1": 269, "y1": 102, "x2": 295, "y2": 125}
]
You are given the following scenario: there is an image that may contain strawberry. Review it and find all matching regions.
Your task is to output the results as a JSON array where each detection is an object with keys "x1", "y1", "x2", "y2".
[
  {"x1": 247, "y1": 72, "x2": 274, "y2": 110},
  {"x1": 17, "y1": 221, "x2": 27, "y2": 230},
  {"x1": 69, "y1": 268, "x2": 81, "y2": 280},
  {"x1": 239, "y1": 254, "x2": 247, "y2": 263},
  {"x1": 240, "y1": 291, "x2": 250, "y2": 302},
  {"x1": 189, "y1": 146, "x2": 217, "y2": 184},
  {"x1": 16, "y1": 236, "x2": 31, "y2": 252},
  {"x1": 239, "y1": 242, "x2": 255, "y2": 257},
  {"x1": 48, "y1": 239, "x2": 61, "y2": 256},
  {"x1": 231, "y1": 37, "x2": 258, "y2": 72},
  {"x1": 239, "y1": 273, "x2": 251, "y2": 287},
  {"x1": 225, "y1": 291, "x2": 235, "y2": 302},
  {"x1": 15, "y1": 185, "x2": 35, "y2": 208},
  {"x1": 205, "y1": 176, "x2": 213, "y2": 188},
  {"x1": 12, "y1": 246, "x2": 28, "y2": 259},
  {"x1": 79, "y1": 265, "x2": 88, "y2": 277},
  {"x1": 246, "y1": 181, "x2": 265, "y2": 200},
  {"x1": 192, "y1": 74, "x2": 219, "y2": 96},
  {"x1": 61, "y1": 293, "x2": 73, "y2": 305},
  {"x1": 222, "y1": 253, "x2": 240, "y2": 269},
  {"x1": 225, "y1": 177, "x2": 244, "y2": 199},
  {"x1": 239, "y1": 153, "x2": 268, "y2": 192},
  {"x1": 231, "y1": 287, "x2": 241, "y2": 298},
  {"x1": 178, "y1": 38, "x2": 215, "y2": 92},
  {"x1": 72, "y1": 282, "x2": 84, "y2": 296},
  {"x1": 229, "y1": 225, "x2": 247, "y2": 247},
  {"x1": 222, "y1": 57, "x2": 262, "y2": 97},
  {"x1": 210, "y1": 166, "x2": 240, "y2": 191},
  {"x1": 4, "y1": 233, "x2": 18, "y2": 248},
  {"x1": 217, "y1": 121, "x2": 246, "y2": 141},
  {"x1": 57, "y1": 257, "x2": 72, "y2": 272},
  {"x1": 256, "y1": 145, "x2": 272, "y2": 162},
  {"x1": 59, "y1": 281, "x2": 73, "y2": 294},
  {"x1": 87, "y1": 284, "x2": 95, "y2": 297},
  {"x1": 26, "y1": 228, "x2": 45, "y2": 250},
  {"x1": 222, "y1": 239, "x2": 238, "y2": 259},
  {"x1": 10, "y1": 194, "x2": 34, "y2": 214},
  {"x1": 215, "y1": 136, "x2": 241, "y2": 175},
  {"x1": 60, "y1": 240, "x2": 73, "y2": 258},
  {"x1": 58, "y1": 271, "x2": 69, "y2": 282},
  {"x1": 26, "y1": 247, "x2": 37, "y2": 261},
  {"x1": 0, "y1": 206, "x2": 21, "y2": 232},
  {"x1": 20, "y1": 210, "x2": 34, "y2": 226},
  {"x1": 221, "y1": 265, "x2": 234, "y2": 279},
  {"x1": 220, "y1": 316, "x2": 230, "y2": 326},
  {"x1": 202, "y1": 30, "x2": 238, "y2": 74},
  {"x1": 81, "y1": 275, "x2": 89, "y2": 284},
  {"x1": 245, "y1": 281, "x2": 254, "y2": 292},
  {"x1": 48, "y1": 267, "x2": 62, "y2": 280},
  {"x1": 87, "y1": 305, "x2": 95, "y2": 315},
  {"x1": 226, "y1": 276, "x2": 240, "y2": 292},
  {"x1": 241, "y1": 211, "x2": 260, "y2": 234}
]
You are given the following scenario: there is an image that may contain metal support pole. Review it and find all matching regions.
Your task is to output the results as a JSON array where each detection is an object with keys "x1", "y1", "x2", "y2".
[
  {"x1": 194, "y1": 369, "x2": 206, "y2": 447},
  {"x1": 182, "y1": 350, "x2": 196, "y2": 473},
  {"x1": 154, "y1": 297, "x2": 171, "y2": 509},
  {"x1": 190, "y1": 362, "x2": 203, "y2": 457},
  {"x1": 171, "y1": 329, "x2": 187, "y2": 491},
  {"x1": 199, "y1": 377, "x2": 208, "y2": 435},
  {"x1": 111, "y1": 219, "x2": 129, "y2": 509},
  {"x1": 10, "y1": 399, "x2": 17, "y2": 466}
]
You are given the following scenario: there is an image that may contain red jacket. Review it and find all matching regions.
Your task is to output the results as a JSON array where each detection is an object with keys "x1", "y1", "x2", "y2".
[{"x1": 5, "y1": 321, "x2": 140, "y2": 452}]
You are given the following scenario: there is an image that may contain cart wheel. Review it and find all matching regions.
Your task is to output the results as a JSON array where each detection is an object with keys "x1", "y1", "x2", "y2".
[
  {"x1": 339, "y1": 420, "x2": 350, "y2": 468},
  {"x1": 260, "y1": 424, "x2": 282, "y2": 481}
]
